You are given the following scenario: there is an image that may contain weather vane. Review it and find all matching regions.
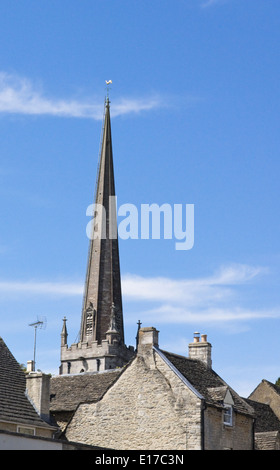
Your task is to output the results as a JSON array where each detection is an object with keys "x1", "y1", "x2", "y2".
[{"x1": 105, "y1": 80, "x2": 112, "y2": 101}]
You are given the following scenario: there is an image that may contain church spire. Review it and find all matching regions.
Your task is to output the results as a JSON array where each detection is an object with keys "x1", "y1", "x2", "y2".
[
  {"x1": 59, "y1": 94, "x2": 134, "y2": 375},
  {"x1": 80, "y1": 97, "x2": 124, "y2": 345}
]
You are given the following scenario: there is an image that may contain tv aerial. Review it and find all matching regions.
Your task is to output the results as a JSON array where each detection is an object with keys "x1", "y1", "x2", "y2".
[{"x1": 28, "y1": 316, "x2": 47, "y2": 370}]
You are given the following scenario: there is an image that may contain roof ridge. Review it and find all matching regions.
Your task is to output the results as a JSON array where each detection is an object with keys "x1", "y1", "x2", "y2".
[
  {"x1": 159, "y1": 349, "x2": 189, "y2": 360},
  {"x1": 51, "y1": 368, "x2": 122, "y2": 380},
  {"x1": 264, "y1": 379, "x2": 280, "y2": 395}
]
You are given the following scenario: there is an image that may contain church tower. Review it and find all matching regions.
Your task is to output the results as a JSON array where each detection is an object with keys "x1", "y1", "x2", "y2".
[{"x1": 60, "y1": 97, "x2": 134, "y2": 375}]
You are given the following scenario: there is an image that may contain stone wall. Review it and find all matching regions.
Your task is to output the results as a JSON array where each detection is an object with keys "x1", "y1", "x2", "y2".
[
  {"x1": 60, "y1": 339, "x2": 134, "y2": 374},
  {"x1": 64, "y1": 327, "x2": 253, "y2": 450},
  {"x1": 255, "y1": 431, "x2": 280, "y2": 450},
  {"x1": 65, "y1": 351, "x2": 202, "y2": 450},
  {"x1": 204, "y1": 406, "x2": 253, "y2": 450},
  {"x1": 154, "y1": 352, "x2": 202, "y2": 450},
  {"x1": 249, "y1": 381, "x2": 280, "y2": 420}
]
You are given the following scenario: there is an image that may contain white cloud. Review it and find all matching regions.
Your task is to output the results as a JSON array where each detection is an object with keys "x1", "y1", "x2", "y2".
[
  {"x1": 110, "y1": 97, "x2": 162, "y2": 118},
  {"x1": 0, "y1": 263, "x2": 277, "y2": 327},
  {"x1": 201, "y1": 0, "x2": 229, "y2": 8},
  {"x1": 122, "y1": 264, "x2": 278, "y2": 326},
  {"x1": 122, "y1": 264, "x2": 264, "y2": 305},
  {"x1": 206, "y1": 263, "x2": 266, "y2": 285},
  {"x1": 0, "y1": 72, "x2": 162, "y2": 119},
  {"x1": 140, "y1": 304, "x2": 280, "y2": 325},
  {"x1": 0, "y1": 279, "x2": 83, "y2": 296}
]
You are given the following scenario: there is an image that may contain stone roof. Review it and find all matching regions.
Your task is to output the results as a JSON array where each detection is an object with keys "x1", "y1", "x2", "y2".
[
  {"x1": 0, "y1": 337, "x2": 52, "y2": 429},
  {"x1": 50, "y1": 369, "x2": 122, "y2": 412},
  {"x1": 159, "y1": 349, "x2": 254, "y2": 416},
  {"x1": 244, "y1": 398, "x2": 280, "y2": 432},
  {"x1": 50, "y1": 349, "x2": 255, "y2": 419}
]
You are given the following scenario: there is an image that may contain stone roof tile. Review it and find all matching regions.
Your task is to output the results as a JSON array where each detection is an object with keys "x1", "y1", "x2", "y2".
[
  {"x1": 159, "y1": 349, "x2": 254, "y2": 416},
  {"x1": 50, "y1": 369, "x2": 122, "y2": 412},
  {"x1": 0, "y1": 337, "x2": 52, "y2": 429},
  {"x1": 244, "y1": 398, "x2": 280, "y2": 432}
]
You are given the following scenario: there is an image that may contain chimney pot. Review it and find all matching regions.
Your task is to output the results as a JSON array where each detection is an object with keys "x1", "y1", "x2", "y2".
[
  {"x1": 189, "y1": 332, "x2": 212, "y2": 368},
  {"x1": 193, "y1": 332, "x2": 200, "y2": 343}
]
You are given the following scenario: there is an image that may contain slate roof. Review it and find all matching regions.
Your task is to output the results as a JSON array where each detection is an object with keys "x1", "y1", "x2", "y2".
[
  {"x1": 0, "y1": 337, "x2": 53, "y2": 429},
  {"x1": 158, "y1": 349, "x2": 254, "y2": 416},
  {"x1": 50, "y1": 369, "x2": 122, "y2": 412}
]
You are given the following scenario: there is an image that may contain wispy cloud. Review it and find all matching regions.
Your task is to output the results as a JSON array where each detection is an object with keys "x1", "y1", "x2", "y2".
[
  {"x1": 201, "y1": 0, "x2": 229, "y2": 8},
  {"x1": 142, "y1": 304, "x2": 280, "y2": 325},
  {"x1": 0, "y1": 279, "x2": 83, "y2": 296},
  {"x1": 0, "y1": 263, "x2": 275, "y2": 328},
  {"x1": 0, "y1": 72, "x2": 162, "y2": 119},
  {"x1": 122, "y1": 264, "x2": 264, "y2": 306},
  {"x1": 122, "y1": 264, "x2": 278, "y2": 327}
]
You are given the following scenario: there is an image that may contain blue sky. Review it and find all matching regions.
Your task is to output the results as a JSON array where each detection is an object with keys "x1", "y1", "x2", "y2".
[{"x1": 0, "y1": 0, "x2": 280, "y2": 397}]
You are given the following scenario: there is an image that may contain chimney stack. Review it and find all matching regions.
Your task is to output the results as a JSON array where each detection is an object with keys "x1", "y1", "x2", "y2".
[
  {"x1": 188, "y1": 332, "x2": 212, "y2": 368},
  {"x1": 137, "y1": 327, "x2": 159, "y2": 354},
  {"x1": 26, "y1": 360, "x2": 35, "y2": 373},
  {"x1": 26, "y1": 371, "x2": 51, "y2": 423},
  {"x1": 137, "y1": 327, "x2": 159, "y2": 369}
]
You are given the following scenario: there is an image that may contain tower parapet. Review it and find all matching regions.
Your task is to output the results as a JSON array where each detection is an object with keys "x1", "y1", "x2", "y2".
[{"x1": 60, "y1": 334, "x2": 134, "y2": 374}]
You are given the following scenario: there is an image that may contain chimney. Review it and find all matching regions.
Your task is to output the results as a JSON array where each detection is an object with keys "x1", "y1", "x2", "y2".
[
  {"x1": 26, "y1": 371, "x2": 51, "y2": 423},
  {"x1": 138, "y1": 327, "x2": 159, "y2": 352},
  {"x1": 188, "y1": 332, "x2": 212, "y2": 368},
  {"x1": 26, "y1": 360, "x2": 35, "y2": 372},
  {"x1": 137, "y1": 327, "x2": 159, "y2": 369}
]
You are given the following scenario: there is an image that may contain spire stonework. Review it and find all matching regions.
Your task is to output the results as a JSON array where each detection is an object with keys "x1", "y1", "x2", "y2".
[
  {"x1": 80, "y1": 99, "x2": 124, "y2": 345},
  {"x1": 59, "y1": 98, "x2": 134, "y2": 375},
  {"x1": 61, "y1": 317, "x2": 68, "y2": 347}
]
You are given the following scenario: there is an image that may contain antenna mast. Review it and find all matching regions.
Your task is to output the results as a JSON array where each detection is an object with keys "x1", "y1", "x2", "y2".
[{"x1": 28, "y1": 317, "x2": 46, "y2": 370}]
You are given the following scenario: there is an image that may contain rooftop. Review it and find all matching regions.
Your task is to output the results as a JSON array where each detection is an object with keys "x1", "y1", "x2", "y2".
[{"x1": 0, "y1": 337, "x2": 54, "y2": 430}]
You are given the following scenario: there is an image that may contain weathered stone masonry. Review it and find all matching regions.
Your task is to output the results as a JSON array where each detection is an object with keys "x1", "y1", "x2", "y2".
[
  {"x1": 63, "y1": 328, "x2": 254, "y2": 450},
  {"x1": 65, "y1": 328, "x2": 203, "y2": 450}
]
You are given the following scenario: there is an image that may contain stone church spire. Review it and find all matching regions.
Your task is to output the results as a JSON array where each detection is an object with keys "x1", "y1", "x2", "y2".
[
  {"x1": 80, "y1": 98, "x2": 124, "y2": 345},
  {"x1": 59, "y1": 97, "x2": 134, "y2": 375}
]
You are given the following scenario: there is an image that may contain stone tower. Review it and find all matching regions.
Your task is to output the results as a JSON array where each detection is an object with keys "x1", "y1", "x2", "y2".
[{"x1": 60, "y1": 98, "x2": 134, "y2": 375}]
